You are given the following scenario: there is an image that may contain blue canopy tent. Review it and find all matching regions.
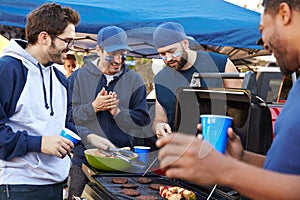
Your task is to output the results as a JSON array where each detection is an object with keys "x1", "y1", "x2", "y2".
[{"x1": 0, "y1": 0, "x2": 268, "y2": 60}]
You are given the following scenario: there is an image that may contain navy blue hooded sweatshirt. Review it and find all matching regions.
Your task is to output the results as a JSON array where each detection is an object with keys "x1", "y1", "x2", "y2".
[{"x1": 0, "y1": 39, "x2": 76, "y2": 185}]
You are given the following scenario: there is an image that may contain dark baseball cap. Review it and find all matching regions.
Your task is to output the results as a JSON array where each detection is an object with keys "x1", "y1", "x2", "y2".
[
  {"x1": 97, "y1": 25, "x2": 132, "y2": 52},
  {"x1": 153, "y1": 22, "x2": 187, "y2": 48}
]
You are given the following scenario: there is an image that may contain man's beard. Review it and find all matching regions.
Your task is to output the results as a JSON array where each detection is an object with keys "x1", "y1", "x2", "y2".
[
  {"x1": 167, "y1": 51, "x2": 188, "y2": 71},
  {"x1": 175, "y1": 57, "x2": 188, "y2": 70},
  {"x1": 48, "y1": 43, "x2": 64, "y2": 65}
]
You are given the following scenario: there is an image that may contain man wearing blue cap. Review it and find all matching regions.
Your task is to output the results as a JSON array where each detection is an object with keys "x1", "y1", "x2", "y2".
[
  {"x1": 152, "y1": 22, "x2": 242, "y2": 139},
  {"x1": 67, "y1": 26, "x2": 150, "y2": 199}
]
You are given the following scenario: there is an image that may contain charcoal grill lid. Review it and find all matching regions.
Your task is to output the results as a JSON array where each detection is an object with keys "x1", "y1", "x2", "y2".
[{"x1": 174, "y1": 87, "x2": 251, "y2": 135}]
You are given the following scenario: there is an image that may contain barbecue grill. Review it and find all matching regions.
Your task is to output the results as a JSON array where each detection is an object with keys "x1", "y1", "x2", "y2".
[{"x1": 80, "y1": 163, "x2": 240, "y2": 200}]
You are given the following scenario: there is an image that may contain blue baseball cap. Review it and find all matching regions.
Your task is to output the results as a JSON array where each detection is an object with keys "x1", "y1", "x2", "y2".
[
  {"x1": 153, "y1": 22, "x2": 187, "y2": 48},
  {"x1": 97, "y1": 26, "x2": 132, "y2": 52}
]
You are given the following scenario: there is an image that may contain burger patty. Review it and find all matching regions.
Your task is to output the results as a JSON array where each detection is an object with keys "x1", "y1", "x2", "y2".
[
  {"x1": 149, "y1": 183, "x2": 161, "y2": 191},
  {"x1": 112, "y1": 177, "x2": 128, "y2": 184},
  {"x1": 121, "y1": 183, "x2": 139, "y2": 189},
  {"x1": 121, "y1": 188, "x2": 140, "y2": 196},
  {"x1": 137, "y1": 177, "x2": 153, "y2": 184}
]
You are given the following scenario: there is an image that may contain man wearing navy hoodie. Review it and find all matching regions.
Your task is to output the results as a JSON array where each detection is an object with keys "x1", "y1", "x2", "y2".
[{"x1": 0, "y1": 3, "x2": 80, "y2": 200}]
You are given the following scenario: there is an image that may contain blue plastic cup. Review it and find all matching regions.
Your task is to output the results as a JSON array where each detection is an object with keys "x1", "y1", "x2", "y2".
[
  {"x1": 200, "y1": 115, "x2": 233, "y2": 154},
  {"x1": 133, "y1": 146, "x2": 151, "y2": 168},
  {"x1": 60, "y1": 128, "x2": 81, "y2": 145}
]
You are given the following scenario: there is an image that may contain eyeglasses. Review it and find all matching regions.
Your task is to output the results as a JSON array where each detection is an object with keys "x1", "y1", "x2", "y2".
[
  {"x1": 54, "y1": 36, "x2": 75, "y2": 50},
  {"x1": 105, "y1": 54, "x2": 126, "y2": 63},
  {"x1": 159, "y1": 51, "x2": 182, "y2": 60}
]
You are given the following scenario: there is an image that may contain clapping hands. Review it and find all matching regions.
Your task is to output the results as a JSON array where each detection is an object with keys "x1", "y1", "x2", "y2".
[{"x1": 92, "y1": 87, "x2": 120, "y2": 116}]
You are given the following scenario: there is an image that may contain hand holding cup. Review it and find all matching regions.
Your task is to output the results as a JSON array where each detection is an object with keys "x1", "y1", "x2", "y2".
[{"x1": 200, "y1": 115, "x2": 233, "y2": 154}]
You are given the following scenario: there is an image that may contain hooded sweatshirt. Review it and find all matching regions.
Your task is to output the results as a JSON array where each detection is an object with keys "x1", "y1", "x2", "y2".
[
  {"x1": 68, "y1": 56, "x2": 150, "y2": 160},
  {"x1": 0, "y1": 39, "x2": 73, "y2": 185}
]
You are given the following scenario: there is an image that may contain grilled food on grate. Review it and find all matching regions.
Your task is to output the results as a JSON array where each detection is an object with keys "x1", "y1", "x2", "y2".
[{"x1": 159, "y1": 185, "x2": 196, "y2": 200}]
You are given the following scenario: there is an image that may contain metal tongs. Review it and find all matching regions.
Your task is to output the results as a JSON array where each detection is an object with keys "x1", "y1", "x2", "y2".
[
  {"x1": 114, "y1": 152, "x2": 146, "y2": 169},
  {"x1": 106, "y1": 147, "x2": 136, "y2": 158},
  {"x1": 99, "y1": 147, "x2": 146, "y2": 169}
]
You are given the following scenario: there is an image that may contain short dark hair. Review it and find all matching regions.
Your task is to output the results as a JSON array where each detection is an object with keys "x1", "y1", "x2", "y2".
[
  {"x1": 262, "y1": 0, "x2": 300, "y2": 15},
  {"x1": 65, "y1": 54, "x2": 76, "y2": 61},
  {"x1": 26, "y1": 3, "x2": 80, "y2": 45}
]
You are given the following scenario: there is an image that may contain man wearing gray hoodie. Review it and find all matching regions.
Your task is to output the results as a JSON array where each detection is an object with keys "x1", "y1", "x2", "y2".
[{"x1": 0, "y1": 3, "x2": 80, "y2": 200}]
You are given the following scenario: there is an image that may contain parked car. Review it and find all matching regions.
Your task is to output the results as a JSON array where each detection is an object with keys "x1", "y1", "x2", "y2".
[{"x1": 255, "y1": 65, "x2": 299, "y2": 136}]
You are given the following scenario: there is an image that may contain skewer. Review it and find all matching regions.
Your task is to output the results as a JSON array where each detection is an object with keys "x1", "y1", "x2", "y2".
[
  {"x1": 207, "y1": 184, "x2": 217, "y2": 200},
  {"x1": 142, "y1": 157, "x2": 158, "y2": 176}
]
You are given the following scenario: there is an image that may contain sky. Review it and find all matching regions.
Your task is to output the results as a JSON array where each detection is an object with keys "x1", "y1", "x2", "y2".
[{"x1": 225, "y1": 0, "x2": 263, "y2": 12}]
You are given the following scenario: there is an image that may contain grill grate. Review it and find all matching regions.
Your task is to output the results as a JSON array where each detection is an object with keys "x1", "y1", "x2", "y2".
[{"x1": 92, "y1": 173, "x2": 209, "y2": 200}]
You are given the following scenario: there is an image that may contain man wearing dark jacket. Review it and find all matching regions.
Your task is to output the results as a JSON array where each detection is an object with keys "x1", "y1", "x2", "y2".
[{"x1": 67, "y1": 25, "x2": 150, "y2": 198}]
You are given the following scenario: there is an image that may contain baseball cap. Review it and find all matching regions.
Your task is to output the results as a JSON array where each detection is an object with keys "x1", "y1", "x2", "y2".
[
  {"x1": 153, "y1": 22, "x2": 187, "y2": 48},
  {"x1": 97, "y1": 26, "x2": 132, "y2": 52}
]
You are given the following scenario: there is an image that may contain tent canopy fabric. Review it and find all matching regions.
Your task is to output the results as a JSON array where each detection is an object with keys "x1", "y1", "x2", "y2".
[{"x1": 0, "y1": 0, "x2": 265, "y2": 59}]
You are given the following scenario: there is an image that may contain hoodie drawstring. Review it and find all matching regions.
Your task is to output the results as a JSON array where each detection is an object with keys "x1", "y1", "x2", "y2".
[
  {"x1": 38, "y1": 63, "x2": 54, "y2": 116},
  {"x1": 49, "y1": 67, "x2": 54, "y2": 116}
]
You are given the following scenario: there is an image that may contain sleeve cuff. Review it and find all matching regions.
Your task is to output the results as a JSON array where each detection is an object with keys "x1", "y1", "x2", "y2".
[
  {"x1": 84, "y1": 102, "x2": 96, "y2": 118},
  {"x1": 27, "y1": 135, "x2": 42, "y2": 152},
  {"x1": 114, "y1": 106, "x2": 127, "y2": 121}
]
